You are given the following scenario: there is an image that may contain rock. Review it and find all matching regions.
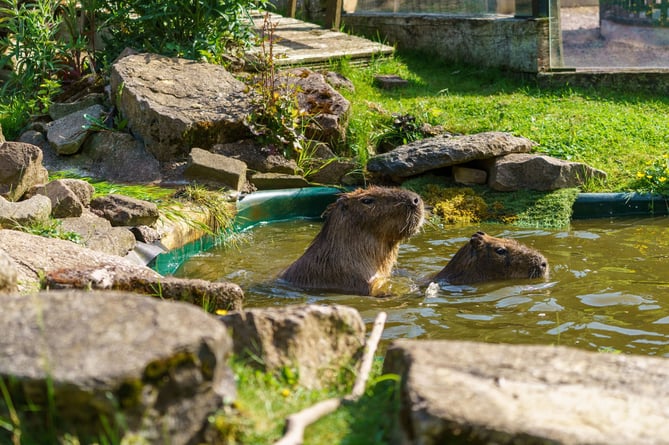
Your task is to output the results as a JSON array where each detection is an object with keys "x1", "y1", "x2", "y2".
[
  {"x1": 46, "y1": 104, "x2": 107, "y2": 155},
  {"x1": 220, "y1": 304, "x2": 365, "y2": 389},
  {"x1": 488, "y1": 153, "x2": 608, "y2": 191},
  {"x1": 366, "y1": 131, "x2": 536, "y2": 179},
  {"x1": 324, "y1": 71, "x2": 355, "y2": 91},
  {"x1": 0, "y1": 195, "x2": 52, "y2": 228},
  {"x1": 59, "y1": 211, "x2": 137, "y2": 256},
  {"x1": 453, "y1": 165, "x2": 487, "y2": 185},
  {"x1": 306, "y1": 158, "x2": 360, "y2": 185},
  {"x1": 0, "y1": 123, "x2": 4, "y2": 143},
  {"x1": 184, "y1": 147, "x2": 248, "y2": 191},
  {"x1": 249, "y1": 172, "x2": 310, "y2": 190},
  {"x1": 90, "y1": 193, "x2": 160, "y2": 227},
  {"x1": 45, "y1": 266, "x2": 244, "y2": 311},
  {"x1": 0, "y1": 249, "x2": 18, "y2": 293},
  {"x1": 0, "y1": 289, "x2": 234, "y2": 444},
  {"x1": 48, "y1": 93, "x2": 106, "y2": 120},
  {"x1": 29, "y1": 178, "x2": 95, "y2": 218},
  {"x1": 81, "y1": 131, "x2": 162, "y2": 183},
  {"x1": 384, "y1": 339, "x2": 669, "y2": 445},
  {"x1": 131, "y1": 225, "x2": 162, "y2": 244},
  {"x1": 278, "y1": 68, "x2": 351, "y2": 146},
  {"x1": 212, "y1": 139, "x2": 298, "y2": 174},
  {"x1": 374, "y1": 74, "x2": 409, "y2": 89},
  {"x1": 0, "y1": 141, "x2": 49, "y2": 201},
  {"x1": 110, "y1": 53, "x2": 253, "y2": 161},
  {"x1": 0, "y1": 228, "x2": 159, "y2": 293}
]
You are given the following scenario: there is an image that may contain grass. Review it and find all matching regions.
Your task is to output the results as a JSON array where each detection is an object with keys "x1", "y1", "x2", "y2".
[{"x1": 332, "y1": 51, "x2": 669, "y2": 194}]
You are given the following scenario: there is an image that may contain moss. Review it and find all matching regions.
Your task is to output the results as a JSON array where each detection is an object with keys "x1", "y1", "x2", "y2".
[{"x1": 403, "y1": 176, "x2": 579, "y2": 229}]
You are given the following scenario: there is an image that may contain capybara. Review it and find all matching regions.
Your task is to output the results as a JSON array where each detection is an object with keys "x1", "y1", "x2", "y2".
[
  {"x1": 279, "y1": 186, "x2": 425, "y2": 296},
  {"x1": 432, "y1": 231, "x2": 548, "y2": 284}
]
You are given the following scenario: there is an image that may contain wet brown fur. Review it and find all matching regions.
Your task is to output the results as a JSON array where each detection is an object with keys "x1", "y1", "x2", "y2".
[
  {"x1": 433, "y1": 231, "x2": 548, "y2": 285},
  {"x1": 279, "y1": 186, "x2": 425, "y2": 296}
]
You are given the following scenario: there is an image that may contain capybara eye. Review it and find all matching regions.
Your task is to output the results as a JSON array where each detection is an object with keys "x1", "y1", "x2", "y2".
[
  {"x1": 495, "y1": 247, "x2": 507, "y2": 255},
  {"x1": 361, "y1": 198, "x2": 375, "y2": 205}
]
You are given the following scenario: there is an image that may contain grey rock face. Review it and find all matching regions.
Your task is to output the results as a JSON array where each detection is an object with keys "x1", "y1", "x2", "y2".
[
  {"x1": 48, "y1": 93, "x2": 106, "y2": 120},
  {"x1": 110, "y1": 53, "x2": 253, "y2": 161},
  {"x1": 59, "y1": 211, "x2": 137, "y2": 256},
  {"x1": 0, "y1": 290, "x2": 234, "y2": 444},
  {"x1": 221, "y1": 304, "x2": 365, "y2": 389},
  {"x1": 0, "y1": 194, "x2": 52, "y2": 228},
  {"x1": 90, "y1": 193, "x2": 160, "y2": 227},
  {"x1": 29, "y1": 178, "x2": 95, "y2": 218},
  {"x1": 184, "y1": 147, "x2": 248, "y2": 191},
  {"x1": 0, "y1": 248, "x2": 18, "y2": 293},
  {"x1": 213, "y1": 139, "x2": 298, "y2": 174},
  {"x1": 384, "y1": 339, "x2": 669, "y2": 445},
  {"x1": 0, "y1": 228, "x2": 159, "y2": 293},
  {"x1": 81, "y1": 131, "x2": 162, "y2": 183},
  {"x1": 0, "y1": 141, "x2": 49, "y2": 201},
  {"x1": 488, "y1": 152, "x2": 608, "y2": 191},
  {"x1": 366, "y1": 131, "x2": 535, "y2": 179},
  {"x1": 46, "y1": 104, "x2": 107, "y2": 155}
]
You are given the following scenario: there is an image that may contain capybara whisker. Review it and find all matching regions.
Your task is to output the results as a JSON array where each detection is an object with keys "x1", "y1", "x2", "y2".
[{"x1": 278, "y1": 186, "x2": 425, "y2": 296}]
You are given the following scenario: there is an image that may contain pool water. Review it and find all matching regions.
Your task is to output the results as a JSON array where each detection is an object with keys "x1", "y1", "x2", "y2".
[{"x1": 174, "y1": 217, "x2": 669, "y2": 357}]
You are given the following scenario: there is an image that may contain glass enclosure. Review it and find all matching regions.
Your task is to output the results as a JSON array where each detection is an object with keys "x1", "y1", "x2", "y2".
[{"x1": 352, "y1": 0, "x2": 669, "y2": 69}]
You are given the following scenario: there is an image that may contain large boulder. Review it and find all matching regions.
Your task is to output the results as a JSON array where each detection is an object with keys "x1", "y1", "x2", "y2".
[
  {"x1": 0, "y1": 249, "x2": 18, "y2": 293},
  {"x1": 90, "y1": 193, "x2": 160, "y2": 227},
  {"x1": 59, "y1": 211, "x2": 137, "y2": 257},
  {"x1": 28, "y1": 178, "x2": 95, "y2": 218},
  {"x1": 46, "y1": 104, "x2": 107, "y2": 155},
  {"x1": 0, "y1": 290, "x2": 234, "y2": 444},
  {"x1": 366, "y1": 131, "x2": 535, "y2": 179},
  {"x1": 384, "y1": 339, "x2": 669, "y2": 445},
  {"x1": 0, "y1": 141, "x2": 49, "y2": 201},
  {"x1": 0, "y1": 194, "x2": 52, "y2": 228},
  {"x1": 220, "y1": 304, "x2": 365, "y2": 389},
  {"x1": 0, "y1": 228, "x2": 160, "y2": 293},
  {"x1": 184, "y1": 147, "x2": 248, "y2": 191},
  {"x1": 488, "y1": 153, "x2": 608, "y2": 191},
  {"x1": 110, "y1": 53, "x2": 254, "y2": 162},
  {"x1": 277, "y1": 68, "x2": 351, "y2": 146}
]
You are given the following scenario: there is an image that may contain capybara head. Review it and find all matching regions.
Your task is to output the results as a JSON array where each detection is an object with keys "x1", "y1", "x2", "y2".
[
  {"x1": 279, "y1": 186, "x2": 425, "y2": 296},
  {"x1": 433, "y1": 231, "x2": 549, "y2": 285}
]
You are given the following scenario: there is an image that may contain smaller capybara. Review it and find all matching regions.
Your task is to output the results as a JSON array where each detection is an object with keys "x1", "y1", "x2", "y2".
[
  {"x1": 278, "y1": 186, "x2": 425, "y2": 296},
  {"x1": 432, "y1": 231, "x2": 548, "y2": 284}
]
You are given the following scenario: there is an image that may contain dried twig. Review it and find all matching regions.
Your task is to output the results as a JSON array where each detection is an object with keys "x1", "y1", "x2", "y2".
[{"x1": 274, "y1": 311, "x2": 388, "y2": 445}]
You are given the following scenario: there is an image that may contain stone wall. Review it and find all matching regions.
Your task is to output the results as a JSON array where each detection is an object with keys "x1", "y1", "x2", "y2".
[{"x1": 343, "y1": 12, "x2": 552, "y2": 72}]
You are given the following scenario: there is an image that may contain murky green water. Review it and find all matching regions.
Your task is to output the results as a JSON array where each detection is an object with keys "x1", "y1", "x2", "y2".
[{"x1": 174, "y1": 217, "x2": 669, "y2": 357}]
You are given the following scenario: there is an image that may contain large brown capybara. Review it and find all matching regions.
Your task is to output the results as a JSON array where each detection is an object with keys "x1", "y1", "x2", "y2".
[
  {"x1": 279, "y1": 186, "x2": 425, "y2": 296},
  {"x1": 432, "y1": 231, "x2": 549, "y2": 285}
]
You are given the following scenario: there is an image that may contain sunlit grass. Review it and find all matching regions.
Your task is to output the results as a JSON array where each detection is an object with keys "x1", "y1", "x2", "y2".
[{"x1": 334, "y1": 51, "x2": 669, "y2": 193}]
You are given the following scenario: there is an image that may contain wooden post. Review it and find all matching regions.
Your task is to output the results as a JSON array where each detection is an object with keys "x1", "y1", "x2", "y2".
[
  {"x1": 288, "y1": 0, "x2": 297, "y2": 17},
  {"x1": 325, "y1": 0, "x2": 343, "y2": 29}
]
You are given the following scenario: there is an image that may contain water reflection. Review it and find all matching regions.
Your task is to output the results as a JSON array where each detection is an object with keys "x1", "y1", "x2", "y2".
[{"x1": 174, "y1": 216, "x2": 669, "y2": 357}]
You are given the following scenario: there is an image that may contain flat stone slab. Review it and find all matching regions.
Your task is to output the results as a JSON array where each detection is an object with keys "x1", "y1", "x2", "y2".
[
  {"x1": 248, "y1": 13, "x2": 394, "y2": 66},
  {"x1": 384, "y1": 339, "x2": 669, "y2": 445}
]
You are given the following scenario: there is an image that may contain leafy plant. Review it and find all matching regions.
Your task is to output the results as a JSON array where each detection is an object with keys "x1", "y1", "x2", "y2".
[
  {"x1": 632, "y1": 154, "x2": 669, "y2": 195},
  {"x1": 14, "y1": 219, "x2": 82, "y2": 243},
  {"x1": 245, "y1": 12, "x2": 307, "y2": 161},
  {"x1": 96, "y1": 0, "x2": 269, "y2": 61}
]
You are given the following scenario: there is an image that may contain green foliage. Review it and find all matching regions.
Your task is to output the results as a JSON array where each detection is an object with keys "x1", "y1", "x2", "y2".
[
  {"x1": 245, "y1": 12, "x2": 307, "y2": 161},
  {"x1": 207, "y1": 358, "x2": 397, "y2": 444},
  {"x1": 13, "y1": 219, "x2": 82, "y2": 243},
  {"x1": 174, "y1": 184, "x2": 236, "y2": 234},
  {"x1": 338, "y1": 51, "x2": 669, "y2": 193},
  {"x1": 96, "y1": 0, "x2": 269, "y2": 61},
  {"x1": 632, "y1": 153, "x2": 669, "y2": 195}
]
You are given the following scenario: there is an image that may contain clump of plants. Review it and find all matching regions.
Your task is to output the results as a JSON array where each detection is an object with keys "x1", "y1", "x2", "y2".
[{"x1": 632, "y1": 154, "x2": 669, "y2": 196}]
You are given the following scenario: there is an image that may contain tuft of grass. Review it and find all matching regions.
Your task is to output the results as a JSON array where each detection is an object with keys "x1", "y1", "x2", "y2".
[{"x1": 206, "y1": 358, "x2": 398, "y2": 445}]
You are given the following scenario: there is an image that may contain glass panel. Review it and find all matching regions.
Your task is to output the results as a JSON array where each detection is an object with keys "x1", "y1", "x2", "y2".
[{"x1": 557, "y1": 0, "x2": 669, "y2": 68}]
